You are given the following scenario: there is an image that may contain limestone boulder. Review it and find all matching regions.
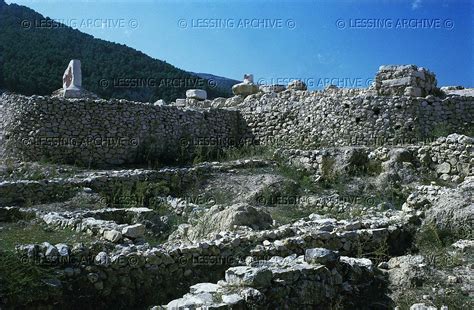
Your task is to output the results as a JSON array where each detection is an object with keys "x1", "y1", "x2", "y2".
[
  {"x1": 304, "y1": 248, "x2": 340, "y2": 266},
  {"x1": 424, "y1": 176, "x2": 473, "y2": 232},
  {"x1": 232, "y1": 83, "x2": 259, "y2": 97},
  {"x1": 186, "y1": 89, "x2": 207, "y2": 100},
  {"x1": 224, "y1": 95, "x2": 244, "y2": 107},
  {"x1": 387, "y1": 255, "x2": 428, "y2": 289},
  {"x1": 225, "y1": 266, "x2": 272, "y2": 288},
  {"x1": 287, "y1": 80, "x2": 307, "y2": 91},
  {"x1": 103, "y1": 230, "x2": 122, "y2": 243},
  {"x1": 153, "y1": 99, "x2": 166, "y2": 106},
  {"x1": 185, "y1": 203, "x2": 273, "y2": 241},
  {"x1": 259, "y1": 84, "x2": 286, "y2": 93},
  {"x1": 122, "y1": 224, "x2": 145, "y2": 239}
]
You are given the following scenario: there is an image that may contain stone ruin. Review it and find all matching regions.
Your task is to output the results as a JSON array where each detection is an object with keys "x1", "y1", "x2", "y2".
[
  {"x1": 375, "y1": 64, "x2": 438, "y2": 97},
  {"x1": 0, "y1": 63, "x2": 472, "y2": 310},
  {"x1": 1, "y1": 64, "x2": 472, "y2": 167}
]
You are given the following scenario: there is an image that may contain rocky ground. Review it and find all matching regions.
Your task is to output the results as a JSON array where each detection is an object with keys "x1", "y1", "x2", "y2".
[{"x1": 0, "y1": 131, "x2": 472, "y2": 310}]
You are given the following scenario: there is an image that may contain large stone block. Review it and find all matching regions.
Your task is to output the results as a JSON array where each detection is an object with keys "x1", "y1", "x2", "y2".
[
  {"x1": 186, "y1": 89, "x2": 207, "y2": 100},
  {"x1": 304, "y1": 248, "x2": 340, "y2": 266},
  {"x1": 121, "y1": 224, "x2": 145, "y2": 239},
  {"x1": 225, "y1": 266, "x2": 272, "y2": 288},
  {"x1": 232, "y1": 83, "x2": 259, "y2": 96},
  {"x1": 375, "y1": 64, "x2": 437, "y2": 97}
]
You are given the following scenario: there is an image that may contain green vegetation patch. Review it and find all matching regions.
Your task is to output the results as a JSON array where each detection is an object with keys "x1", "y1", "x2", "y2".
[{"x1": 0, "y1": 221, "x2": 94, "y2": 252}]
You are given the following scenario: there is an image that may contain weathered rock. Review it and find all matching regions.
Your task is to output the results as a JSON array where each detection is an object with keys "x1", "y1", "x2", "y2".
[
  {"x1": 153, "y1": 99, "x2": 166, "y2": 106},
  {"x1": 103, "y1": 230, "x2": 122, "y2": 242},
  {"x1": 304, "y1": 248, "x2": 340, "y2": 266},
  {"x1": 375, "y1": 65, "x2": 437, "y2": 97},
  {"x1": 387, "y1": 255, "x2": 427, "y2": 289},
  {"x1": 184, "y1": 204, "x2": 273, "y2": 241},
  {"x1": 175, "y1": 98, "x2": 186, "y2": 106},
  {"x1": 423, "y1": 177, "x2": 473, "y2": 232},
  {"x1": 94, "y1": 251, "x2": 111, "y2": 266},
  {"x1": 225, "y1": 266, "x2": 272, "y2": 288},
  {"x1": 410, "y1": 303, "x2": 437, "y2": 310},
  {"x1": 287, "y1": 80, "x2": 307, "y2": 91},
  {"x1": 122, "y1": 224, "x2": 145, "y2": 239},
  {"x1": 452, "y1": 239, "x2": 474, "y2": 253},
  {"x1": 232, "y1": 83, "x2": 259, "y2": 96},
  {"x1": 259, "y1": 84, "x2": 286, "y2": 93},
  {"x1": 186, "y1": 89, "x2": 207, "y2": 100}
]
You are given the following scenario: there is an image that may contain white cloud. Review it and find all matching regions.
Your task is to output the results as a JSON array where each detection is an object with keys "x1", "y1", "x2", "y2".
[{"x1": 411, "y1": 0, "x2": 422, "y2": 10}]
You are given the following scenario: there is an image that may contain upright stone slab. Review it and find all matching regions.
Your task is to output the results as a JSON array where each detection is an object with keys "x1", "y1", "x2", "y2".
[
  {"x1": 52, "y1": 59, "x2": 98, "y2": 99},
  {"x1": 243, "y1": 74, "x2": 254, "y2": 84},
  {"x1": 63, "y1": 59, "x2": 82, "y2": 90}
]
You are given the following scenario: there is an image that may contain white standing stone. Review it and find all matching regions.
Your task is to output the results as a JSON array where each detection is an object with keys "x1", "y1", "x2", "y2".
[
  {"x1": 62, "y1": 59, "x2": 82, "y2": 90},
  {"x1": 243, "y1": 74, "x2": 254, "y2": 84}
]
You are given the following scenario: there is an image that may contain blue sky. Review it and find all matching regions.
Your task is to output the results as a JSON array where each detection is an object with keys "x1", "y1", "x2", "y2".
[{"x1": 7, "y1": 0, "x2": 474, "y2": 88}]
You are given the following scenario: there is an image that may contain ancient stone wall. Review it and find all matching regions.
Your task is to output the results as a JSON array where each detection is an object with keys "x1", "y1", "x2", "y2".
[
  {"x1": 0, "y1": 94, "x2": 250, "y2": 166},
  {"x1": 274, "y1": 134, "x2": 473, "y2": 183},
  {"x1": 238, "y1": 90, "x2": 473, "y2": 148},
  {"x1": 1, "y1": 82, "x2": 473, "y2": 166},
  {"x1": 14, "y1": 211, "x2": 411, "y2": 308}
]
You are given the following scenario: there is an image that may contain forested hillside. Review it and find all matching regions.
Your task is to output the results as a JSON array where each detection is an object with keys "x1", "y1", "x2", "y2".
[{"x1": 0, "y1": 0, "x2": 231, "y2": 102}]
